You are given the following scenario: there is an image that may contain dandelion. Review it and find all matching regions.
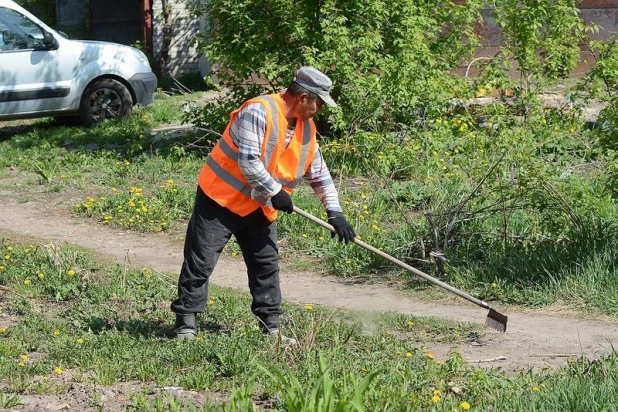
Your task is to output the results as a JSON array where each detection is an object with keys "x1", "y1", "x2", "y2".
[
  {"x1": 154, "y1": 227, "x2": 163, "y2": 233},
  {"x1": 305, "y1": 304, "x2": 313, "y2": 311},
  {"x1": 37, "y1": 272, "x2": 44, "y2": 280},
  {"x1": 53, "y1": 329, "x2": 60, "y2": 336},
  {"x1": 431, "y1": 395, "x2": 441, "y2": 403},
  {"x1": 436, "y1": 360, "x2": 443, "y2": 365},
  {"x1": 0, "y1": 327, "x2": 7, "y2": 333},
  {"x1": 345, "y1": 260, "x2": 352, "y2": 265},
  {"x1": 53, "y1": 367, "x2": 63, "y2": 375},
  {"x1": 433, "y1": 389, "x2": 441, "y2": 396},
  {"x1": 318, "y1": 236, "x2": 324, "y2": 241},
  {"x1": 491, "y1": 282, "x2": 497, "y2": 288},
  {"x1": 24, "y1": 279, "x2": 31, "y2": 285},
  {"x1": 207, "y1": 299, "x2": 215, "y2": 306},
  {"x1": 460, "y1": 402, "x2": 471, "y2": 410},
  {"x1": 142, "y1": 115, "x2": 149, "y2": 121},
  {"x1": 407, "y1": 321, "x2": 414, "y2": 327},
  {"x1": 4, "y1": 255, "x2": 10, "y2": 260},
  {"x1": 20, "y1": 354, "x2": 28, "y2": 361},
  {"x1": 533, "y1": 386, "x2": 540, "y2": 392},
  {"x1": 77, "y1": 338, "x2": 84, "y2": 344},
  {"x1": 405, "y1": 352, "x2": 412, "y2": 358},
  {"x1": 302, "y1": 233, "x2": 308, "y2": 238},
  {"x1": 426, "y1": 353, "x2": 434, "y2": 359},
  {"x1": 18, "y1": 362, "x2": 25, "y2": 367},
  {"x1": 67, "y1": 269, "x2": 75, "y2": 276},
  {"x1": 396, "y1": 350, "x2": 402, "y2": 355}
]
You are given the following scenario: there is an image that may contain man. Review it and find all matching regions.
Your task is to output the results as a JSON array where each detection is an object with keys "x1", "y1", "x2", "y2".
[{"x1": 171, "y1": 66, "x2": 355, "y2": 343}]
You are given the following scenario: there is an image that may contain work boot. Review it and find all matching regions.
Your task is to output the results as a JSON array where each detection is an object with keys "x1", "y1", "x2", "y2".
[
  {"x1": 265, "y1": 328, "x2": 298, "y2": 346},
  {"x1": 174, "y1": 313, "x2": 197, "y2": 341}
]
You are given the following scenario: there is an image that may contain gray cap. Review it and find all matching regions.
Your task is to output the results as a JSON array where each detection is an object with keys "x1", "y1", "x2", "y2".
[{"x1": 293, "y1": 66, "x2": 337, "y2": 107}]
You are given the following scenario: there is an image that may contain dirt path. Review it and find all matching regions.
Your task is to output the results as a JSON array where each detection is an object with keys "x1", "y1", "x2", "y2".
[{"x1": 1, "y1": 193, "x2": 618, "y2": 373}]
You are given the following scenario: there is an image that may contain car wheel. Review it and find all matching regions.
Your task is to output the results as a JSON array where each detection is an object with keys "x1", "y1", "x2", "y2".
[{"x1": 79, "y1": 79, "x2": 133, "y2": 126}]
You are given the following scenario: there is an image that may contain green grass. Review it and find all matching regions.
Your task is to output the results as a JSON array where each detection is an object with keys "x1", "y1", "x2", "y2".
[
  {"x1": 1, "y1": 236, "x2": 617, "y2": 410},
  {"x1": 2, "y1": 89, "x2": 618, "y2": 320}
]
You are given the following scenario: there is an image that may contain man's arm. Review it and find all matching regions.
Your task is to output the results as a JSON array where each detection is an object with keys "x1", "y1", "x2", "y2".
[
  {"x1": 229, "y1": 103, "x2": 282, "y2": 198},
  {"x1": 304, "y1": 143, "x2": 342, "y2": 213}
]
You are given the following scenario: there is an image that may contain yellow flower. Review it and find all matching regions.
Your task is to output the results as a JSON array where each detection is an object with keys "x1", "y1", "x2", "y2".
[
  {"x1": 319, "y1": 236, "x2": 324, "y2": 241},
  {"x1": 20, "y1": 354, "x2": 28, "y2": 361},
  {"x1": 460, "y1": 401, "x2": 471, "y2": 410},
  {"x1": 305, "y1": 304, "x2": 313, "y2": 311},
  {"x1": 18, "y1": 362, "x2": 25, "y2": 367},
  {"x1": 207, "y1": 299, "x2": 215, "y2": 306},
  {"x1": 407, "y1": 321, "x2": 414, "y2": 327},
  {"x1": 53, "y1": 329, "x2": 60, "y2": 336},
  {"x1": 38, "y1": 272, "x2": 45, "y2": 280},
  {"x1": 491, "y1": 282, "x2": 497, "y2": 288},
  {"x1": 396, "y1": 351, "x2": 402, "y2": 355},
  {"x1": 433, "y1": 389, "x2": 441, "y2": 396},
  {"x1": 4, "y1": 255, "x2": 10, "y2": 260},
  {"x1": 0, "y1": 327, "x2": 7, "y2": 333},
  {"x1": 431, "y1": 395, "x2": 441, "y2": 403},
  {"x1": 302, "y1": 233, "x2": 308, "y2": 238},
  {"x1": 53, "y1": 367, "x2": 63, "y2": 375},
  {"x1": 24, "y1": 279, "x2": 31, "y2": 285},
  {"x1": 77, "y1": 338, "x2": 84, "y2": 344},
  {"x1": 405, "y1": 352, "x2": 412, "y2": 358},
  {"x1": 142, "y1": 115, "x2": 149, "y2": 121},
  {"x1": 67, "y1": 270, "x2": 75, "y2": 276},
  {"x1": 533, "y1": 386, "x2": 540, "y2": 392},
  {"x1": 426, "y1": 353, "x2": 434, "y2": 359},
  {"x1": 436, "y1": 360, "x2": 443, "y2": 365}
]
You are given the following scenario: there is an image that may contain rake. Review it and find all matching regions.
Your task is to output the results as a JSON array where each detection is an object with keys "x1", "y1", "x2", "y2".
[{"x1": 293, "y1": 206, "x2": 508, "y2": 332}]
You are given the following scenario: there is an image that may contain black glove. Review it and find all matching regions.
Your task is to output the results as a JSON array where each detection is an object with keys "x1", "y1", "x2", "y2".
[
  {"x1": 327, "y1": 211, "x2": 356, "y2": 244},
  {"x1": 271, "y1": 189, "x2": 293, "y2": 213}
]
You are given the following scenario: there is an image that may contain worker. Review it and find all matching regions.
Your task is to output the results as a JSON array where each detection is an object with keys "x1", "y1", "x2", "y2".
[{"x1": 171, "y1": 66, "x2": 355, "y2": 343}]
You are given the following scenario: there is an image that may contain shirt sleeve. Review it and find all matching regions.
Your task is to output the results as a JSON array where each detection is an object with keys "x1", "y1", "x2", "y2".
[
  {"x1": 304, "y1": 142, "x2": 342, "y2": 213},
  {"x1": 229, "y1": 103, "x2": 282, "y2": 198}
]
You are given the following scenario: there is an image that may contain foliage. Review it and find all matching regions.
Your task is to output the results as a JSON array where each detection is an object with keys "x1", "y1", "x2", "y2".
[
  {"x1": 489, "y1": 0, "x2": 593, "y2": 88},
  {"x1": 186, "y1": 0, "x2": 483, "y2": 137}
]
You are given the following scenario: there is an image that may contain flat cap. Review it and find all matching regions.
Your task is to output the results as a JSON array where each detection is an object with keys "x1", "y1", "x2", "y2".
[{"x1": 293, "y1": 66, "x2": 337, "y2": 107}]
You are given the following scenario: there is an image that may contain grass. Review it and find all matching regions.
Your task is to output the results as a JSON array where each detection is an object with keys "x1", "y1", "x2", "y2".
[
  {"x1": 2, "y1": 90, "x2": 618, "y2": 322},
  {"x1": 1, "y1": 235, "x2": 618, "y2": 410}
]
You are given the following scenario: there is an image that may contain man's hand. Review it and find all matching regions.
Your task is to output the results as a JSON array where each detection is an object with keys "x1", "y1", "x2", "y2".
[
  {"x1": 271, "y1": 189, "x2": 293, "y2": 213},
  {"x1": 327, "y1": 211, "x2": 356, "y2": 244}
]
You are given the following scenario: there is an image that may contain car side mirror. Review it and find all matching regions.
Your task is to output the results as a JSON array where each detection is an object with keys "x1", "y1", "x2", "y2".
[{"x1": 43, "y1": 31, "x2": 59, "y2": 50}]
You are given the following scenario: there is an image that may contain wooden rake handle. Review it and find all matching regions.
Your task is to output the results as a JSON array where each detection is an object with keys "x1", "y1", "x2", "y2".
[{"x1": 293, "y1": 206, "x2": 494, "y2": 311}]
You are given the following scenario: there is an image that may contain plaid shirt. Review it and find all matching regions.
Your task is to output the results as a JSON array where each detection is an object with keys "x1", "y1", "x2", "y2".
[{"x1": 228, "y1": 103, "x2": 342, "y2": 213}]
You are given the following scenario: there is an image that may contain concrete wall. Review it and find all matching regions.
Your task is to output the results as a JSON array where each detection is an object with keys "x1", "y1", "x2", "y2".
[{"x1": 152, "y1": 0, "x2": 208, "y2": 77}]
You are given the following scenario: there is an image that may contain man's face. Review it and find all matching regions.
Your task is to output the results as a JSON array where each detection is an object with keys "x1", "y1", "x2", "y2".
[{"x1": 295, "y1": 94, "x2": 324, "y2": 121}]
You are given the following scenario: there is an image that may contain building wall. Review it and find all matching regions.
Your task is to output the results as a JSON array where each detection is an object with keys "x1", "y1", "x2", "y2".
[
  {"x1": 152, "y1": 0, "x2": 207, "y2": 77},
  {"x1": 471, "y1": 1, "x2": 618, "y2": 76}
]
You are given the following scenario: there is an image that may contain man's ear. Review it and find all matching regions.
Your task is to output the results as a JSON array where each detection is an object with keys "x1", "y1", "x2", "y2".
[{"x1": 298, "y1": 93, "x2": 309, "y2": 104}]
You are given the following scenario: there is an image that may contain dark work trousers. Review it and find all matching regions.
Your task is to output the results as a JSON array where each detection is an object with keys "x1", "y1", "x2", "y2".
[{"x1": 170, "y1": 186, "x2": 282, "y2": 330}]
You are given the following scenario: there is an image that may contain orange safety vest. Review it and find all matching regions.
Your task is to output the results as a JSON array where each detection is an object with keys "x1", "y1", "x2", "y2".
[{"x1": 198, "y1": 94, "x2": 317, "y2": 221}]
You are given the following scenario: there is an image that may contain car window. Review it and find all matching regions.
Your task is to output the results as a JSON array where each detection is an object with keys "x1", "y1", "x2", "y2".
[{"x1": 0, "y1": 7, "x2": 45, "y2": 52}]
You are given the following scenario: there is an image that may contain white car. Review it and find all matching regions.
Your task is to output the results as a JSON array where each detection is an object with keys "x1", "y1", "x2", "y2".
[{"x1": 0, "y1": 0, "x2": 157, "y2": 126}]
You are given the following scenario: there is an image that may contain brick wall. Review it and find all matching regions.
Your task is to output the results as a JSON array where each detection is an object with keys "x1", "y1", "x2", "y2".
[{"x1": 469, "y1": 1, "x2": 618, "y2": 76}]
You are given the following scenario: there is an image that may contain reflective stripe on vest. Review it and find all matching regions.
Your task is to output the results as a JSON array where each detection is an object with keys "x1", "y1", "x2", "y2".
[{"x1": 198, "y1": 93, "x2": 316, "y2": 220}]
